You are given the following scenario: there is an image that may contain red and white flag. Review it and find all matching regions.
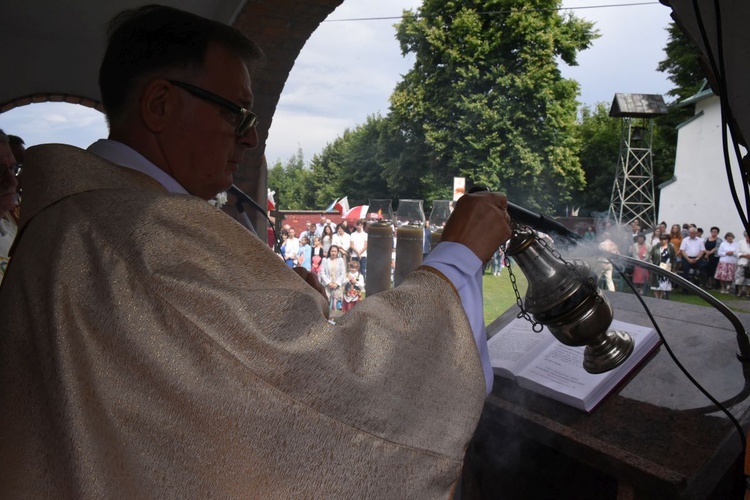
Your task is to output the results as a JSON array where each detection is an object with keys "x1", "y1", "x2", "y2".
[
  {"x1": 334, "y1": 196, "x2": 349, "y2": 215},
  {"x1": 267, "y1": 189, "x2": 276, "y2": 211}
]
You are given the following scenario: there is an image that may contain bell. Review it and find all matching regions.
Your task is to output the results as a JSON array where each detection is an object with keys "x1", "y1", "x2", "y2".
[
  {"x1": 631, "y1": 126, "x2": 644, "y2": 142},
  {"x1": 506, "y1": 229, "x2": 634, "y2": 374}
]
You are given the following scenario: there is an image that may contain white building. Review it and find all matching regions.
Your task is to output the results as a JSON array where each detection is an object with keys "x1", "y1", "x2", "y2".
[{"x1": 658, "y1": 83, "x2": 748, "y2": 238}]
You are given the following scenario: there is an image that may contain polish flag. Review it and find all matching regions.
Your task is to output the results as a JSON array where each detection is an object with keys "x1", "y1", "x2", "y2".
[
  {"x1": 334, "y1": 196, "x2": 349, "y2": 215},
  {"x1": 267, "y1": 189, "x2": 276, "y2": 211}
]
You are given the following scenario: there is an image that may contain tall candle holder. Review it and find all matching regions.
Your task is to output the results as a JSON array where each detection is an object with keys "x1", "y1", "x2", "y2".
[
  {"x1": 365, "y1": 199, "x2": 394, "y2": 296},
  {"x1": 394, "y1": 199, "x2": 425, "y2": 287},
  {"x1": 428, "y1": 200, "x2": 452, "y2": 249}
]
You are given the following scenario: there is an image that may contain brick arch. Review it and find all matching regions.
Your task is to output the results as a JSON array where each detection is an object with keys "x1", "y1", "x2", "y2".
[
  {"x1": 0, "y1": 93, "x2": 102, "y2": 114},
  {"x1": 231, "y1": 0, "x2": 346, "y2": 226}
]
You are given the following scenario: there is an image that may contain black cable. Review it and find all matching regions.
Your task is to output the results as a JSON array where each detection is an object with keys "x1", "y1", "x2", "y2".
[
  {"x1": 611, "y1": 261, "x2": 746, "y2": 452},
  {"x1": 690, "y1": 0, "x2": 750, "y2": 234},
  {"x1": 514, "y1": 202, "x2": 748, "y2": 454}
]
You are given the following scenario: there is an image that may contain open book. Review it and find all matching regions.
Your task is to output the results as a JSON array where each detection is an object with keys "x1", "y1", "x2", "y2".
[{"x1": 488, "y1": 317, "x2": 660, "y2": 413}]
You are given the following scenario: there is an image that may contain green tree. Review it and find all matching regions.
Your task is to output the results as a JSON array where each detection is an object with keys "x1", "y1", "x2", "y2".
[
  {"x1": 657, "y1": 22, "x2": 705, "y2": 103},
  {"x1": 391, "y1": 0, "x2": 598, "y2": 213},
  {"x1": 267, "y1": 148, "x2": 314, "y2": 210},
  {"x1": 308, "y1": 114, "x2": 434, "y2": 208},
  {"x1": 575, "y1": 103, "x2": 620, "y2": 215}
]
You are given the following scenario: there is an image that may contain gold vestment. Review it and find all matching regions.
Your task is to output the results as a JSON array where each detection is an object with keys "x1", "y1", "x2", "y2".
[{"x1": 0, "y1": 145, "x2": 485, "y2": 498}]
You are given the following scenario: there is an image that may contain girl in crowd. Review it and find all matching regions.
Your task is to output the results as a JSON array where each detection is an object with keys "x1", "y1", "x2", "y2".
[
  {"x1": 715, "y1": 232, "x2": 737, "y2": 294},
  {"x1": 319, "y1": 245, "x2": 346, "y2": 313},
  {"x1": 332, "y1": 223, "x2": 351, "y2": 262},
  {"x1": 704, "y1": 226, "x2": 722, "y2": 289},
  {"x1": 630, "y1": 233, "x2": 650, "y2": 295},
  {"x1": 650, "y1": 234, "x2": 676, "y2": 299},
  {"x1": 310, "y1": 236, "x2": 325, "y2": 275},
  {"x1": 321, "y1": 225, "x2": 334, "y2": 255},
  {"x1": 342, "y1": 259, "x2": 364, "y2": 313}
]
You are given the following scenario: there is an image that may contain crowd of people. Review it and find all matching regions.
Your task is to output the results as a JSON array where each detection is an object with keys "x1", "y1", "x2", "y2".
[
  {"x1": 592, "y1": 220, "x2": 750, "y2": 299},
  {"x1": 276, "y1": 215, "x2": 369, "y2": 313}
]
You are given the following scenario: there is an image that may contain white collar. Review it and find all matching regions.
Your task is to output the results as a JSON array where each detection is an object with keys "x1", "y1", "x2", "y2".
[{"x1": 87, "y1": 139, "x2": 189, "y2": 195}]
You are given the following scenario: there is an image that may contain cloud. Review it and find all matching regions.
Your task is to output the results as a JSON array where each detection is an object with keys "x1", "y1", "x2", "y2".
[
  {"x1": 0, "y1": 0, "x2": 674, "y2": 166},
  {"x1": 265, "y1": 0, "x2": 674, "y2": 164},
  {"x1": 0, "y1": 102, "x2": 107, "y2": 148}
]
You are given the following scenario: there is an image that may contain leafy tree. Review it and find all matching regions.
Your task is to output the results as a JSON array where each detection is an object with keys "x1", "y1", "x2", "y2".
[
  {"x1": 574, "y1": 103, "x2": 620, "y2": 215},
  {"x1": 391, "y1": 0, "x2": 598, "y2": 213},
  {"x1": 267, "y1": 148, "x2": 314, "y2": 209},
  {"x1": 657, "y1": 22, "x2": 705, "y2": 103}
]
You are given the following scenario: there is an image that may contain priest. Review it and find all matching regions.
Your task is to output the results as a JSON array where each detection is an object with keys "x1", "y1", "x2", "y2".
[{"x1": 0, "y1": 5, "x2": 511, "y2": 498}]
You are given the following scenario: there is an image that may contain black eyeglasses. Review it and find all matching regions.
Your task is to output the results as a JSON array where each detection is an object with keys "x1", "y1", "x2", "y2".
[{"x1": 168, "y1": 80, "x2": 259, "y2": 136}]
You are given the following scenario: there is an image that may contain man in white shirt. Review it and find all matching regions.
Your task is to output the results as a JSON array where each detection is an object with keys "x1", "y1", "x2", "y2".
[
  {"x1": 680, "y1": 226, "x2": 706, "y2": 284},
  {"x1": 331, "y1": 223, "x2": 351, "y2": 260}
]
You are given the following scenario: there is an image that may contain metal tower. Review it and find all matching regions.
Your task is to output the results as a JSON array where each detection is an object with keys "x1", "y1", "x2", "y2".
[{"x1": 608, "y1": 93, "x2": 667, "y2": 229}]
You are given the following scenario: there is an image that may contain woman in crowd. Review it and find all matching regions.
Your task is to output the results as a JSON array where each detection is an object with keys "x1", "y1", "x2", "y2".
[
  {"x1": 650, "y1": 234, "x2": 676, "y2": 299},
  {"x1": 704, "y1": 226, "x2": 722, "y2": 289},
  {"x1": 283, "y1": 228, "x2": 300, "y2": 268},
  {"x1": 319, "y1": 245, "x2": 346, "y2": 312},
  {"x1": 278, "y1": 229, "x2": 288, "y2": 261},
  {"x1": 715, "y1": 232, "x2": 737, "y2": 294},
  {"x1": 650, "y1": 227, "x2": 663, "y2": 248},
  {"x1": 332, "y1": 223, "x2": 351, "y2": 262},
  {"x1": 669, "y1": 224, "x2": 684, "y2": 274},
  {"x1": 297, "y1": 235, "x2": 312, "y2": 272},
  {"x1": 734, "y1": 232, "x2": 750, "y2": 297},
  {"x1": 321, "y1": 224, "x2": 334, "y2": 255},
  {"x1": 310, "y1": 236, "x2": 325, "y2": 275},
  {"x1": 630, "y1": 233, "x2": 650, "y2": 295}
]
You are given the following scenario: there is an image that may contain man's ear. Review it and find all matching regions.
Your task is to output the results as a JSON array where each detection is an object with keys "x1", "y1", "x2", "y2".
[{"x1": 140, "y1": 79, "x2": 173, "y2": 133}]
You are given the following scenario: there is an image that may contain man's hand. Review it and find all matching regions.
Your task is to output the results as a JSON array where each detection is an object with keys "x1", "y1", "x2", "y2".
[
  {"x1": 440, "y1": 191, "x2": 512, "y2": 263},
  {"x1": 292, "y1": 267, "x2": 328, "y2": 299}
]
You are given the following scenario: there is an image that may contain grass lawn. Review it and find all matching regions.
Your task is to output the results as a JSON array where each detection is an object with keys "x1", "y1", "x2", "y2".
[{"x1": 482, "y1": 269, "x2": 527, "y2": 325}]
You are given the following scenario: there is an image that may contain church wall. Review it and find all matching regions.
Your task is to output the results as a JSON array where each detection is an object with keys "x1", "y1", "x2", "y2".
[{"x1": 658, "y1": 95, "x2": 747, "y2": 237}]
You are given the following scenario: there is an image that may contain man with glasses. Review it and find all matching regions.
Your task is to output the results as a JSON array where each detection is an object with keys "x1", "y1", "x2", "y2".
[
  {"x1": 0, "y1": 5, "x2": 512, "y2": 498},
  {"x1": 0, "y1": 130, "x2": 18, "y2": 284}
]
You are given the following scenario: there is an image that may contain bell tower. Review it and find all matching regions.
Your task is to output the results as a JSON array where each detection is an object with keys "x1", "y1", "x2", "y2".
[{"x1": 608, "y1": 93, "x2": 668, "y2": 228}]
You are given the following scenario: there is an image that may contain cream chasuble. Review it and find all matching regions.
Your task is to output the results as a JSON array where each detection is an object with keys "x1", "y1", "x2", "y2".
[{"x1": 0, "y1": 145, "x2": 485, "y2": 498}]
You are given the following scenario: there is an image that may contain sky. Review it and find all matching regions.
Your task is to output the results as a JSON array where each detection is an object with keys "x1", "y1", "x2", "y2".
[{"x1": 0, "y1": 1, "x2": 674, "y2": 166}]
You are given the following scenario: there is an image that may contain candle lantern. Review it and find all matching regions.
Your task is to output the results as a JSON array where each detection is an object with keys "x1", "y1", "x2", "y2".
[
  {"x1": 365, "y1": 199, "x2": 394, "y2": 296},
  {"x1": 428, "y1": 200, "x2": 452, "y2": 248},
  {"x1": 394, "y1": 199, "x2": 425, "y2": 287}
]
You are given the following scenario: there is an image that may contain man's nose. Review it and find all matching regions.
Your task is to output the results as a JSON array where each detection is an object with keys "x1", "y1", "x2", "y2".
[{"x1": 238, "y1": 126, "x2": 259, "y2": 150}]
